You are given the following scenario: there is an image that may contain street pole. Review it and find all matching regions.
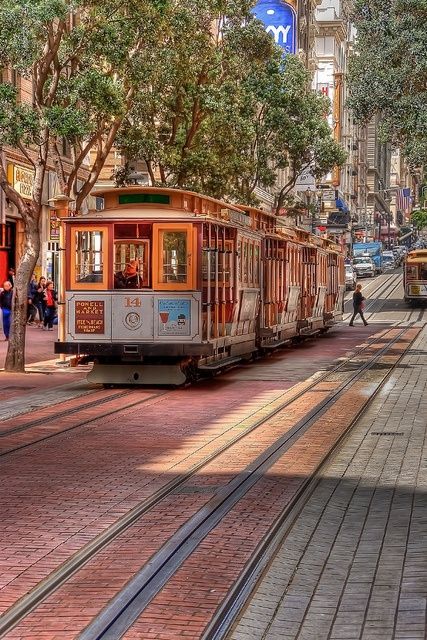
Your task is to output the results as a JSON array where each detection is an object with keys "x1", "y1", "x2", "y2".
[
  {"x1": 48, "y1": 195, "x2": 73, "y2": 365},
  {"x1": 387, "y1": 213, "x2": 391, "y2": 249}
]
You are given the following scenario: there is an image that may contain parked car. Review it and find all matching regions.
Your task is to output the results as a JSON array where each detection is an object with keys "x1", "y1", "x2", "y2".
[
  {"x1": 345, "y1": 264, "x2": 357, "y2": 290},
  {"x1": 382, "y1": 250, "x2": 396, "y2": 270},
  {"x1": 352, "y1": 256, "x2": 376, "y2": 278},
  {"x1": 391, "y1": 247, "x2": 402, "y2": 266}
]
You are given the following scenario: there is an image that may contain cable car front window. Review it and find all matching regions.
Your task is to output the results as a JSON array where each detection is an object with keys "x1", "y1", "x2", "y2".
[
  {"x1": 114, "y1": 242, "x2": 149, "y2": 289},
  {"x1": 75, "y1": 230, "x2": 103, "y2": 283},
  {"x1": 161, "y1": 231, "x2": 187, "y2": 283}
]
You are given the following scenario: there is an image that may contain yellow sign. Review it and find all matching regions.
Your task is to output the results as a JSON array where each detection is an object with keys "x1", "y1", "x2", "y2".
[{"x1": 7, "y1": 164, "x2": 35, "y2": 200}]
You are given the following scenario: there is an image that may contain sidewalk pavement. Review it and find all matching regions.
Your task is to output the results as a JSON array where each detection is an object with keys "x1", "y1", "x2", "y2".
[
  {"x1": 230, "y1": 324, "x2": 427, "y2": 640},
  {"x1": 0, "y1": 324, "x2": 88, "y2": 400},
  {"x1": 0, "y1": 323, "x2": 59, "y2": 366}
]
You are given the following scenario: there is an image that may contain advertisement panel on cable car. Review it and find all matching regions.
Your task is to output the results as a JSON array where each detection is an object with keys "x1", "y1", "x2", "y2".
[{"x1": 251, "y1": 0, "x2": 297, "y2": 54}]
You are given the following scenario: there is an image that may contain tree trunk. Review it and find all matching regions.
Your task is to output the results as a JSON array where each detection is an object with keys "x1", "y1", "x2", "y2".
[{"x1": 5, "y1": 206, "x2": 41, "y2": 372}]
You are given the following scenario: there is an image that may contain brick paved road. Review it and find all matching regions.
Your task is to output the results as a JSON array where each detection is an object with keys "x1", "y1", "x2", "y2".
[
  {"x1": 1, "y1": 274, "x2": 425, "y2": 640},
  {"x1": 229, "y1": 325, "x2": 427, "y2": 640}
]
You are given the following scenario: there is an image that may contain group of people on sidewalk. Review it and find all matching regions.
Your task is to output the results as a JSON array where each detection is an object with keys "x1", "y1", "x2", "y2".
[
  {"x1": 0, "y1": 268, "x2": 58, "y2": 341},
  {"x1": 27, "y1": 275, "x2": 58, "y2": 331}
]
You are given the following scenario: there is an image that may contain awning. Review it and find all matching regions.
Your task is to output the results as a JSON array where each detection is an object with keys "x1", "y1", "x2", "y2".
[{"x1": 335, "y1": 197, "x2": 349, "y2": 213}]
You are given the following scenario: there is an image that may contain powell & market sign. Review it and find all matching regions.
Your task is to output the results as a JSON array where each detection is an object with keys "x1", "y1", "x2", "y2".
[{"x1": 7, "y1": 163, "x2": 35, "y2": 200}]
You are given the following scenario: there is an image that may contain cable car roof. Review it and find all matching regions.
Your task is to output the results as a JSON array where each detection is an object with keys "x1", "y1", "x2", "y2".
[{"x1": 406, "y1": 250, "x2": 427, "y2": 263}]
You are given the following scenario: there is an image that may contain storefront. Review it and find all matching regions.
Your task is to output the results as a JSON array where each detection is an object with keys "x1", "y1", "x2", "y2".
[
  {"x1": 0, "y1": 220, "x2": 16, "y2": 284},
  {"x1": 2, "y1": 163, "x2": 64, "y2": 283},
  {"x1": 0, "y1": 164, "x2": 33, "y2": 282}
]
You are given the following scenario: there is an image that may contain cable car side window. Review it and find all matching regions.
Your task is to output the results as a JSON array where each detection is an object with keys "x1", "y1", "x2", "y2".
[
  {"x1": 161, "y1": 231, "x2": 187, "y2": 283},
  {"x1": 152, "y1": 223, "x2": 195, "y2": 291},
  {"x1": 75, "y1": 230, "x2": 103, "y2": 283}
]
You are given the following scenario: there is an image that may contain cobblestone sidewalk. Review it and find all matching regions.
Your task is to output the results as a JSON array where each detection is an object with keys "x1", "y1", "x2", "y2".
[{"x1": 230, "y1": 325, "x2": 427, "y2": 640}]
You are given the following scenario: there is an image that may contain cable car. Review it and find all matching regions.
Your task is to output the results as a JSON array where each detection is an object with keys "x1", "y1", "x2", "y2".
[
  {"x1": 403, "y1": 249, "x2": 427, "y2": 304},
  {"x1": 55, "y1": 187, "x2": 344, "y2": 384}
]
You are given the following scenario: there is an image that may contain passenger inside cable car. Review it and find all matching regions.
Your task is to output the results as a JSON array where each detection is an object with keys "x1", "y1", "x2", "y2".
[{"x1": 114, "y1": 260, "x2": 143, "y2": 289}]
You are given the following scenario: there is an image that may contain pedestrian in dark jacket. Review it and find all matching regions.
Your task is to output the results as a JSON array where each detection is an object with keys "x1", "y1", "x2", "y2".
[
  {"x1": 33, "y1": 277, "x2": 47, "y2": 326},
  {"x1": 27, "y1": 274, "x2": 38, "y2": 324},
  {"x1": 349, "y1": 284, "x2": 368, "y2": 326},
  {"x1": 0, "y1": 281, "x2": 13, "y2": 340}
]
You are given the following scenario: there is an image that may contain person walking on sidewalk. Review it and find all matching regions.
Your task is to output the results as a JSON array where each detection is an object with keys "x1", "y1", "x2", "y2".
[
  {"x1": 43, "y1": 281, "x2": 58, "y2": 330},
  {"x1": 349, "y1": 283, "x2": 368, "y2": 327},
  {"x1": 33, "y1": 277, "x2": 47, "y2": 326},
  {"x1": 27, "y1": 274, "x2": 38, "y2": 325},
  {"x1": 0, "y1": 281, "x2": 13, "y2": 340}
]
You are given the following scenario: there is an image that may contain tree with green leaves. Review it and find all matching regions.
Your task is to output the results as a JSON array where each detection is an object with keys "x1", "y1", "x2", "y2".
[
  {"x1": 234, "y1": 54, "x2": 347, "y2": 213},
  {"x1": 348, "y1": 0, "x2": 427, "y2": 168},
  {"x1": 117, "y1": 26, "x2": 346, "y2": 212},
  {"x1": 411, "y1": 209, "x2": 427, "y2": 230},
  {"x1": 114, "y1": 0, "x2": 276, "y2": 194},
  {"x1": 0, "y1": 0, "x2": 167, "y2": 371}
]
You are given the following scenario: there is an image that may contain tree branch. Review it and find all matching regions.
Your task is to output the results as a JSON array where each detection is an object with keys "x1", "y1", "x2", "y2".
[
  {"x1": 145, "y1": 158, "x2": 156, "y2": 185},
  {"x1": 66, "y1": 132, "x2": 99, "y2": 194},
  {"x1": 16, "y1": 143, "x2": 36, "y2": 170},
  {"x1": 50, "y1": 139, "x2": 67, "y2": 192}
]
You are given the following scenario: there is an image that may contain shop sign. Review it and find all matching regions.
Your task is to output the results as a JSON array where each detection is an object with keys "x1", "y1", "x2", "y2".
[
  {"x1": 295, "y1": 167, "x2": 315, "y2": 192},
  {"x1": 7, "y1": 164, "x2": 35, "y2": 200},
  {"x1": 49, "y1": 210, "x2": 60, "y2": 241},
  {"x1": 252, "y1": 1, "x2": 297, "y2": 54},
  {"x1": 75, "y1": 300, "x2": 105, "y2": 334}
]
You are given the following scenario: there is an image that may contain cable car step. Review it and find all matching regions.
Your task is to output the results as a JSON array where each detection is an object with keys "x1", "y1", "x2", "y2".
[
  {"x1": 263, "y1": 339, "x2": 290, "y2": 350},
  {"x1": 198, "y1": 356, "x2": 242, "y2": 371},
  {"x1": 299, "y1": 328, "x2": 320, "y2": 336}
]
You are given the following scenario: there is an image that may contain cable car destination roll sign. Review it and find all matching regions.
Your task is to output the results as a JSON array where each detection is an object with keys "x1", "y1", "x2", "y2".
[
  {"x1": 251, "y1": 0, "x2": 297, "y2": 54},
  {"x1": 75, "y1": 300, "x2": 105, "y2": 334}
]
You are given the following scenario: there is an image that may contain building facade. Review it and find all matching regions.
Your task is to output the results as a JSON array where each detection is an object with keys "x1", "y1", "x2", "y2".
[
  {"x1": 0, "y1": 69, "x2": 89, "y2": 284},
  {"x1": 311, "y1": 0, "x2": 356, "y2": 249}
]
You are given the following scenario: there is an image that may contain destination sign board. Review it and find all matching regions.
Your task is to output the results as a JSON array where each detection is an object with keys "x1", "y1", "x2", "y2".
[{"x1": 75, "y1": 300, "x2": 105, "y2": 334}]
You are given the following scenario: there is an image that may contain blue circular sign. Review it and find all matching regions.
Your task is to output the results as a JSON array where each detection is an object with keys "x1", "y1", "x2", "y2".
[{"x1": 252, "y1": 0, "x2": 297, "y2": 54}]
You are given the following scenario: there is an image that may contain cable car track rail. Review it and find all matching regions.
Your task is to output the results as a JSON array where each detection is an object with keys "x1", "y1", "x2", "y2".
[
  {"x1": 76, "y1": 324, "x2": 414, "y2": 640},
  {"x1": 0, "y1": 325, "x2": 415, "y2": 638},
  {"x1": 0, "y1": 388, "x2": 169, "y2": 457},
  {"x1": 344, "y1": 273, "x2": 401, "y2": 313},
  {"x1": 1, "y1": 389, "x2": 137, "y2": 438},
  {"x1": 0, "y1": 289, "x2": 399, "y2": 457}
]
